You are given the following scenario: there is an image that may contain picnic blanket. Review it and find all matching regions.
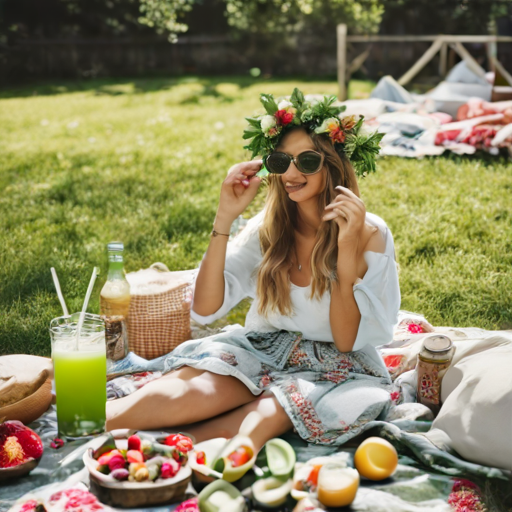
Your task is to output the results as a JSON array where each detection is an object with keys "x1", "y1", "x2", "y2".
[{"x1": 3, "y1": 312, "x2": 512, "y2": 511}]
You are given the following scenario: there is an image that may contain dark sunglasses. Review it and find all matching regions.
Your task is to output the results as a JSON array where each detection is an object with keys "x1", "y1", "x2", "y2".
[{"x1": 264, "y1": 150, "x2": 324, "y2": 175}]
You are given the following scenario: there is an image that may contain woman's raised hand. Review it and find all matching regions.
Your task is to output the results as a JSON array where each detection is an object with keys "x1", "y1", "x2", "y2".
[
  {"x1": 322, "y1": 186, "x2": 366, "y2": 246},
  {"x1": 216, "y1": 160, "x2": 263, "y2": 225}
]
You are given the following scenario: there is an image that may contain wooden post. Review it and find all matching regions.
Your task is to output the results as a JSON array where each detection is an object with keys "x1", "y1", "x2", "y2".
[
  {"x1": 450, "y1": 42, "x2": 486, "y2": 78},
  {"x1": 491, "y1": 56, "x2": 512, "y2": 86},
  {"x1": 347, "y1": 47, "x2": 371, "y2": 79},
  {"x1": 398, "y1": 37, "x2": 444, "y2": 85},
  {"x1": 439, "y1": 42, "x2": 448, "y2": 77},
  {"x1": 337, "y1": 24, "x2": 347, "y2": 100}
]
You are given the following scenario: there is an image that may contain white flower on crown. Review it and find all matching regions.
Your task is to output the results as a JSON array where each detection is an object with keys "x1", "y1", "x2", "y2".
[
  {"x1": 278, "y1": 100, "x2": 293, "y2": 110},
  {"x1": 314, "y1": 117, "x2": 340, "y2": 134},
  {"x1": 277, "y1": 99, "x2": 297, "y2": 115},
  {"x1": 261, "y1": 115, "x2": 277, "y2": 135}
]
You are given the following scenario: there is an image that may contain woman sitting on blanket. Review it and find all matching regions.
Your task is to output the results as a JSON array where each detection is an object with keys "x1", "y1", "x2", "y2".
[{"x1": 106, "y1": 88, "x2": 400, "y2": 452}]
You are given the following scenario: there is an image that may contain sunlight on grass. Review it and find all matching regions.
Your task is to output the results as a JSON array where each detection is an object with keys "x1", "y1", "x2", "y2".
[{"x1": 0, "y1": 76, "x2": 511, "y2": 356}]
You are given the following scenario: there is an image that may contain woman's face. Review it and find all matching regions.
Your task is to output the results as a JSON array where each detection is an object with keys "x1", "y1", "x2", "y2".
[{"x1": 276, "y1": 128, "x2": 326, "y2": 203}]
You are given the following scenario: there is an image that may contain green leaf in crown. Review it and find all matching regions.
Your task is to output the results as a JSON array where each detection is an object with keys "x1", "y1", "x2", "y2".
[{"x1": 243, "y1": 87, "x2": 382, "y2": 177}]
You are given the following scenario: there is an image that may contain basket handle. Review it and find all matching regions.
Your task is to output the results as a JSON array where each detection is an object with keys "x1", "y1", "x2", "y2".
[{"x1": 150, "y1": 262, "x2": 171, "y2": 273}]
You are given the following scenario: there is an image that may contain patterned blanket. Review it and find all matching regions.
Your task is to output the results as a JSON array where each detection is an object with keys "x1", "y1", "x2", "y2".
[{"x1": 3, "y1": 311, "x2": 511, "y2": 512}]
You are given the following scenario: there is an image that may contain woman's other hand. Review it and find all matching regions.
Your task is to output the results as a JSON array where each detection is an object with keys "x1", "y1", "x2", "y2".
[
  {"x1": 322, "y1": 186, "x2": 366, "y2": 246},
  {"x1": 216, "y1": 160, "x2": 263, "y2": 225}
]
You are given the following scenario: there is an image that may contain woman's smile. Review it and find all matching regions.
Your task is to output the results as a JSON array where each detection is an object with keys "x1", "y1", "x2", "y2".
[{"x1": 285, "y1": 182, "x2": 307, "y2": 193}]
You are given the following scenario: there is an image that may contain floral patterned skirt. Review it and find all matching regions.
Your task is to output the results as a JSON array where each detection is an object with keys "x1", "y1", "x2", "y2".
[{"x1": 163, "y1": 328, "x2": 392, "y2": 446}]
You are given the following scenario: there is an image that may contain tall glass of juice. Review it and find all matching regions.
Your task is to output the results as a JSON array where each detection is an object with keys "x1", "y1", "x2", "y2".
[{"x1": 50, "y1": 313, "x2": 106, "y2": 438}]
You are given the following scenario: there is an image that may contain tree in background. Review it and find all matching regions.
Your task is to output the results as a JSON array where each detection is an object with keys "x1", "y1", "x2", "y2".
[
  {"x1": 380, "y1": 0, "x2": 512, "y2": 36},
  {"x1": 2, "y1": 0, "x2": 510, "y2": 44},
  {"x1": 0, "y1": 0, "x2": 383, "y2": 43}
]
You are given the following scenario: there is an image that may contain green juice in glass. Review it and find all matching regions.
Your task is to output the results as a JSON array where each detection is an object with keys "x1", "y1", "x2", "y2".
[{"x1": 51, "y1": 325, "x2": 107, "y2": 438}]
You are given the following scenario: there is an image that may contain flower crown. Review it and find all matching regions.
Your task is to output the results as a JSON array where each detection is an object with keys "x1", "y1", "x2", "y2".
[{"x1": 243, "y1": 88, "x2": 383, "y2": 177}]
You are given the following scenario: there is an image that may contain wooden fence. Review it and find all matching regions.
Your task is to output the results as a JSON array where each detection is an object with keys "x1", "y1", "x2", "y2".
[
  {"x1": 337, "y1": 26, "x2": 512, "y2": 99},
  {"x1": 2, "y1": 31, "x2": 512, "y2": 88}
]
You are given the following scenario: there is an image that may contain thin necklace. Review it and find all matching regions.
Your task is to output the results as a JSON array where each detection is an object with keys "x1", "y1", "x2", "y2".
[{"x1": 294, "y1": 244, "x2": 302, "y2": 271}]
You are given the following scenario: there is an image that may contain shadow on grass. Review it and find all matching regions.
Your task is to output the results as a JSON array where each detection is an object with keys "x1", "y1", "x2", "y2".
[{"x1": 0, "y1": 74, "x2": 339, "y2": 100}]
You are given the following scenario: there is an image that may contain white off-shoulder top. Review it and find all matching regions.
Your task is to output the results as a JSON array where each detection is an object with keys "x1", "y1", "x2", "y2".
[{"x1": 191, "y1": 211, "x2": 400, "y2": 354}]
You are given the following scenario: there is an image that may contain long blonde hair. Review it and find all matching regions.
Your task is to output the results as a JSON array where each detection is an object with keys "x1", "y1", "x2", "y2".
[{"x1": 256, "y1": 128, "x2": 360, "y2": 317}]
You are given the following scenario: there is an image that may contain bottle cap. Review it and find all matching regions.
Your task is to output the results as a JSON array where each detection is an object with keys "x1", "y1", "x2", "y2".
[{"x1": 108, "y1": 242, "x2": 124, "y2": 252}]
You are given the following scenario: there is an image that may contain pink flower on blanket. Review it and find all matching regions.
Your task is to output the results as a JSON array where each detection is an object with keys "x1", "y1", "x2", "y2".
[
  {"x1": 259, "y1": 374, "x2": 272, "y2": 388},
  {"x1": 407, "y1": 323, "x2": 423, "y2": 334},
  {"x1": 19, "y1": 500, "x2": 39, "y2": 512},
  {"x1": 49, "y1": 488, "x2": 105, "y2": 511},
  {"x1": 175, "y1": 497, "x2": 200, "y2": 512}
]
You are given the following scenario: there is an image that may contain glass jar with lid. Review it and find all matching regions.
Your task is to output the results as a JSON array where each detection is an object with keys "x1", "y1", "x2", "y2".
[{"x1": 417, "y1": 334, "x2": 455, "y2": 415}]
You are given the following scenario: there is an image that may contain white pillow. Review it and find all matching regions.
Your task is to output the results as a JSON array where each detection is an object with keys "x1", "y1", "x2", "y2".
[{"x1": 427, "y1": 344, "x2": 512, "y2": 470}]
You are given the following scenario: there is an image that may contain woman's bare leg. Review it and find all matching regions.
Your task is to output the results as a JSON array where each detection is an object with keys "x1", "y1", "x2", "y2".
[
  {"x1": 106, "y1": 367, "x2": 257, "y2": 431},
  {"x1": 183, "y1": 393, "x2": 293, "y2": 452}
]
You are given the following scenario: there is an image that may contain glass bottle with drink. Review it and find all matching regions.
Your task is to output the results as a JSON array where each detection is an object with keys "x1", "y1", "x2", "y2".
[{"x1": 100, "y1": 242, "x2": 131, "y2": 361}]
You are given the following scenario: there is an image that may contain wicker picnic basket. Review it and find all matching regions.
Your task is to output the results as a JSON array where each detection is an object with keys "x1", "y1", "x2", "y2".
[{"x1": 126, "y1": 264, "x2": 196, "y2": 360}]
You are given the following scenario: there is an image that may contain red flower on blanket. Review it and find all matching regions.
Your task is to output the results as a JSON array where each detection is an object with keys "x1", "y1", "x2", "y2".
[
  {"x1": 50, "y1": 437, "x2": 65, "y2": 450},
  {"x1": 383, "y1": 354, "x2": 404, "y2": 370},
  {"x1": 390, "y1": 391, "x2": 401, "y2": 403},
  {"x1": 448, "y1": 479, "x2": 486, "y2": 512},
  {"x1": 407, "y1": 323, "x2": 423, "y2": 334}
]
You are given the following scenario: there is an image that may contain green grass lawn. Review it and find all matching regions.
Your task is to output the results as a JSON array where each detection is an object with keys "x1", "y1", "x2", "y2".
[{"x1": 1, "y1": 76, "x2": 511, "y2": 357}]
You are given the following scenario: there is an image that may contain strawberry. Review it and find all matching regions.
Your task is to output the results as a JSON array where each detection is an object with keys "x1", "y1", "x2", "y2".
[
  {"x1": 0, "y1": 421, "x2": 44, "y2": 468},
  {"x1": 195, "y1": 451, "x2": 206, "y2": 465}
]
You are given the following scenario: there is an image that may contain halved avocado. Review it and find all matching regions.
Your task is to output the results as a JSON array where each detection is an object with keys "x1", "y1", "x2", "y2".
[
  {"x1": 265, "y1": 439, "x2": 296, "y2": 479},
  {"x1": 252, "y1": 477, "x2": 293, "y2": 508},
  {"x1": 198, "y1": 480, "x2": 245, "y2": 512}
]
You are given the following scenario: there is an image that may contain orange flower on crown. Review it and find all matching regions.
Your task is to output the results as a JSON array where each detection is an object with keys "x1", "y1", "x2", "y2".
[{"x1": 340, "y1": 115, "x2": 357, "y2": 131}]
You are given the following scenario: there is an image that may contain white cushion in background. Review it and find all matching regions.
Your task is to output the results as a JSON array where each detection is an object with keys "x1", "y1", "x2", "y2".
[{"x1": 427, "y1": 343, "x2": 512, "y2": 470}]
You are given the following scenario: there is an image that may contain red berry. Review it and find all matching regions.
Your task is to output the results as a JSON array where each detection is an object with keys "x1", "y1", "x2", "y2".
[
  {"x1": 195, "y1": 451, "x2": 206, "y2": 465},
  {"x1": 161, "y1": 459, "x2": 180, "y2": 479},
  {"x1": 50, "y1": 438, "x2": 65, "y2": 450},
  {"x1": 108, "y1": 454, "x2": 126, "y2": 472},
  {"x1": 127, "y1": 435, "x2": 141, "y2": 451}
]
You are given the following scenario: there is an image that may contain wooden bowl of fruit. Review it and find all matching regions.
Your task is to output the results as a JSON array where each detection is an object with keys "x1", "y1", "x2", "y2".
[{"x1": 84, "y1": 432, "x2": 193, "y2": 508}]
